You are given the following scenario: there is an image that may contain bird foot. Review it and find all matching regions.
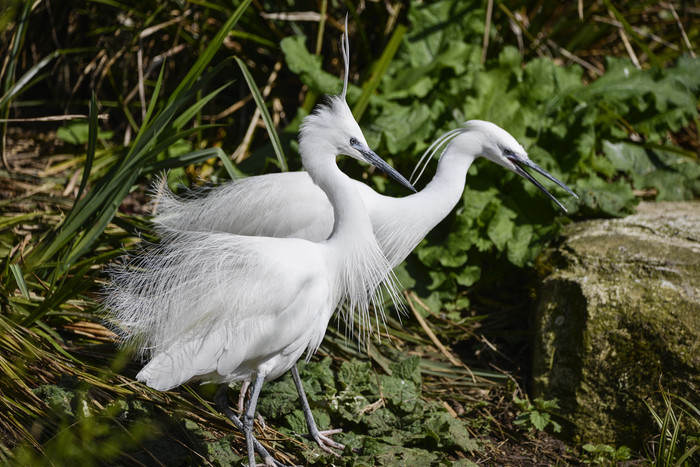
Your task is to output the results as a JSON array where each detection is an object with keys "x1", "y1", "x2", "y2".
[{"x1": 297, "y1": 427, "x2": 359, "y2": 456}]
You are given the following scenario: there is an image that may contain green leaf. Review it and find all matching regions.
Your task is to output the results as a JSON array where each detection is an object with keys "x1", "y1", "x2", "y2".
[
  {"x1": 56, "y1": 122, "x2": 111, "y2": 146},
  {"x1": 603, "y1": 140, "x2": 654, "y2": 174},
  {"x1": 486, "y1": 204, "x2": 516, "y2": 251},
  {"x1": 76, "y1": 93, "x2": 99, "y2": 203},
  {"x1": 9, "y1": 264, "x2": 29, "y2": 299},
  {"x1": 280, "y1": 35, "x2": 341, "y2": 94},
  {"x1": 455, "y1": 265, "x2": 481, "y2": 287},
  {"x1": 506, "y1": 224, "x2": 534, "y2": 267},
  {"x1": 576, "y1": 176, "x2": 638, "y2": 217},
  {"x1": 390, "y1": 356, "x2": 421, "y2": 385},
  {"x1": 353, "y1": 24, "x2": 406, "y2": 120}
]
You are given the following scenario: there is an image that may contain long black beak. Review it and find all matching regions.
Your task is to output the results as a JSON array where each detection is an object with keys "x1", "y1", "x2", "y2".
[
  {"x1": 507, "y1": 155, "x2": 578, "y2": 212},
  {"x1": 352, "y1": 141, "x2": 417, "y2": 193}
]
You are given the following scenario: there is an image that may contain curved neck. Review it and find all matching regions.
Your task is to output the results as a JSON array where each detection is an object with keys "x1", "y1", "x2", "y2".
[
  {"x1": 371, "y1": 132, "x2": 480, "y2": 267},
  {"x1": 413, "y1": 133, "x2": 479, "y2": 224},
  {"x1": 300, "y1": 139, "x2": 373, "y2": 245}
]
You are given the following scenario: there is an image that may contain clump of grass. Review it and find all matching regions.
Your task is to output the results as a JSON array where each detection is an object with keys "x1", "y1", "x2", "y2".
[{"x1": 645, "y1": 389, "x2": 700, "y2": 466}]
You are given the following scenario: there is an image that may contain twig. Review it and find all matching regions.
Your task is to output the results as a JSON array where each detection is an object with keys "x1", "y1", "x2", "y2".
[
  {"x1": 315, "y1": 0, "x2": 327, "y2": 55},
  {"x1": 260, "y1": 12, "x2": 322, "y2": 21},
  {"x1": 0, "y1": 114, "x2": 109, "y2": 123},
  {"x1": 665, "y1": 2, "x2": 696, "y2": 58},
  {"x1": 137, "y1": 40, "x2": 146, "y2": 122},
  {"x1": 545, "y1": 39, "x2": 604, "y2": 76},
  {"x1": 206, "y1": 94, "x2": 252, "y2": 122},
  {"x1": 592, "y1": 15, "x2": 679, "y2": 51},
  {"x1": 610, "y1": 10, "x2": 640, "y2": 69}
]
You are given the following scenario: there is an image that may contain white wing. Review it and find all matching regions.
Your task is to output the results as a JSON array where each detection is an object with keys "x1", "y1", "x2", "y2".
[
  {"x1": 155, "y1": 172, "x2": 336, "y2": 242},
  {"x1": 105, "y1": 230, "x2": 334, "y2": 389},
  {"x1": 154, "y1": 172, "x2": 424, "y2": 265}
]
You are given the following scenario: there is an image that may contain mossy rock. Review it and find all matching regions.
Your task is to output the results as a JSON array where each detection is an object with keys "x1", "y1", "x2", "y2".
[{"x1": 532, "y1": 202, "x2": 700, "y2": 449}]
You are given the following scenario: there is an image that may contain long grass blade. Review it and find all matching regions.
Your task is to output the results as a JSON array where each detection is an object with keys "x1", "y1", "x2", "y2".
[
  {"x1": 352, "y1": 24, "x2": 406, "y2": 121},
  {"x1": 9, "y1": 264, "x2": 29, "y2": 299},
  {"x1": 172, "y1": 82, "x2": 232, "y2": 131},
  {"x1": 76, "y1": 92, "x2": 98, "y2": 202},
  {"x1": 0, "y1": 52, "x2": 58, "y2": 108},
  {"x1": 235, "y1": 57, "x2": 288, "y2": 171},
  {"x1": 171, "y1": 0, "x2": 252, "y2": 100},
  {"x1": 145, "y1": 147, "x2": 228, "y2": 172}
]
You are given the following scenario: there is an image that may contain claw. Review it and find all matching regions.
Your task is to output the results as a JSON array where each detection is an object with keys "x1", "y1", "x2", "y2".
[{"x1": 296, "y1": 428, "x2": 345, "y2": 456}]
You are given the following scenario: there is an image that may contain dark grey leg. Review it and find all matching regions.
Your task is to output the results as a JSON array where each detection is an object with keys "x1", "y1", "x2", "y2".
[
  {"x1": 243, "y1": 377, "x2": 265, "y2": 467},
  {"x1": 214, "y1": 384, "x2": 286, "y2": 467},
  {"x1": 290, "y1": 364, "x2": 346, "y2": 455}
]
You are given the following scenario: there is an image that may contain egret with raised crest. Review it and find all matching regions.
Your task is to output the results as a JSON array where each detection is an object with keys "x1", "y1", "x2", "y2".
[{"x1": 105, "y1": 26, "x2": 415, "y2": 467}]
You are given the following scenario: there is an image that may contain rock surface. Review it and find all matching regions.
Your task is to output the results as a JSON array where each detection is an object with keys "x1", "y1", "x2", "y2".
[{"x1": 532, "y1": 201, "x2": 700, "y2": 448}]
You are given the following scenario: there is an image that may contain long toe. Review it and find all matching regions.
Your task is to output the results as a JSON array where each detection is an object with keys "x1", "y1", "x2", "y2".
[
  {"x1": 256, "y1": 413, "x2": 266, "y2": 430},
  {"x1": 314, "y1": 433, "x2": 345, "y2": 455},
  {"x1": 296, "y1": 428, "x2": 346, "y2": 456}
]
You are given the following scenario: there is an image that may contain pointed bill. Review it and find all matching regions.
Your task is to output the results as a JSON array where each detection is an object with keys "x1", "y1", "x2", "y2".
[
  {"x1": 506, "y1": 154, "x2": 578, "y2": 212},
  {"x1": 352, "y1": 141, "x2": 416, "y2": 193}
]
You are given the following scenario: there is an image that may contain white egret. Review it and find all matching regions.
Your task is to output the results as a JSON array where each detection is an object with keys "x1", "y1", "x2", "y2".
[
  {"x1": 158, "y1": 120, "x2": 577, "y2": 268},
  {"x1": 153, "y1": 121, "x2": 578, "y2": 454},
  {"x1": 104, "y1": 39, "x2": 416, "y2": 467}
]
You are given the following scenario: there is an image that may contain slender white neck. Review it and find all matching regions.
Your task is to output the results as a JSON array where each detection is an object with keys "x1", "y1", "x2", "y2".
[
  {"x1": 372, "y1": 131, "x2": 480, "y2": 267},
  {"x1": 299, "y1": 134, "x2": 394, "y2": 347},
  {"x1": 300, "y1": 139, "x2": 373, "y2": 244},
  {"x1": 413, "y1": 132, "x2": 480, "y2": 225}
]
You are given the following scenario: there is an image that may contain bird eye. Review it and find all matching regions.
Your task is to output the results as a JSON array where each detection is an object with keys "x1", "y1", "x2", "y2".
[
  {"x1": 349, "y1": 137, "x2": 359, "y2": 146},
  {"x1": 503, "y1": 148, "x2": 514, "y2": 157}
]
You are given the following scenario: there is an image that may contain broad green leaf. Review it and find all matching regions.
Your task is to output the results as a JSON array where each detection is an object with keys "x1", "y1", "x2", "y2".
[
  {"x1": 280, "y1": 35, "x2": 341, "y2": 94},
  {"x1": 455, "y1": 265, "x2": 481, "y2": 287},
  {"x1": 486, "y1": 204, "x2": 516, "y2": 251}
]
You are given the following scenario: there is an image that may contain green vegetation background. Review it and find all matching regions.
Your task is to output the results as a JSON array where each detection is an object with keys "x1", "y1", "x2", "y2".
[{"x1": 1, "y1": 0, "x2": 698, "y2": 465}]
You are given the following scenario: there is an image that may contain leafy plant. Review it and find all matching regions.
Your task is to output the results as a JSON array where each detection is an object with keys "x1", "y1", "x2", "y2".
[
  {"x1": 581, "y1": 443, "x2": 633, "y2": 465},
  {"x1": 258, "y1": 356, "x2": 480, "y2": 465},
  {"x1": 281, "y1": 0, "x2": 700, "y2": 312},
  {"x1": 513, "y1": 396, "x2": 562, "y2": 433}
]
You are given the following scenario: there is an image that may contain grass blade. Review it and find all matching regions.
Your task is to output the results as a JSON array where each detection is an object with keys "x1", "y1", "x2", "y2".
[
  {"x1": 171, "y1": 0, "x2": 252, "y2": 100},
  {"x1": 235, "y1": 57, "x2": 287, "y2": 171},
  {"x1": 9, "y1": 264, "x2": 29, "y2": 299},
  {"x1": 76, "y1": 92, "x2": 98, "y2": 202},
  {"x1": 352, "y1": 24, "x2": 406, "y2": 121}
]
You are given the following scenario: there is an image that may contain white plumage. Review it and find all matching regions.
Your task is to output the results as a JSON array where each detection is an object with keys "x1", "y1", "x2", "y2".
[
  {"x1": 155, "y1": 120, "x2": 577, "y2": 272},
  {"x1": 141, "y1": 118, "x2": 578, "y2": 461},
  {"x1": 105, "y1": 93, "x2": 414, "y2": 465}
]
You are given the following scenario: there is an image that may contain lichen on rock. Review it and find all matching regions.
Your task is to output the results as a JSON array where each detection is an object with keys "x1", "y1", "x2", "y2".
[{"x1": 532, "y1": 202, "x2": 700, "y2": 448}]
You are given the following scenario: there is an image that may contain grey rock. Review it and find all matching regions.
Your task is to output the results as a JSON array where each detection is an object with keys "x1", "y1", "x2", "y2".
[{"x1": 532, "y1": 201, "x2": 700, "y2": 448}]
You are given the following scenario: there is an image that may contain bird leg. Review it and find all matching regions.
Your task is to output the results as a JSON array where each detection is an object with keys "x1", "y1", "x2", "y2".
[
  {"x1": 238, "y1": 380, "x2": 250, "y2": 413},
  {"x1": 243, "y1": 376, "x2": 265, "y2": 467},
  {"x1": 290, "y1": 364, "x2": 349, "y2": 456},
  {"x1": 239, "y1": 380, "x2": 266, "y2": 429},
  {"x1": 214, "y1": 384, "x2": 285, "y2": 467}
]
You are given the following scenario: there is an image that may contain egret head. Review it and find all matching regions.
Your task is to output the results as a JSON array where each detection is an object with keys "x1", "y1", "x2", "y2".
[
  {"x1": 462, "y1": 120, "x2": 577, "y2": 211},
  {"x1": 300, "y1": 95, "x2": 415, "y2": 192},
  {"x1": 297, "y1": 17, "x2": 414, "y2": 192}
]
